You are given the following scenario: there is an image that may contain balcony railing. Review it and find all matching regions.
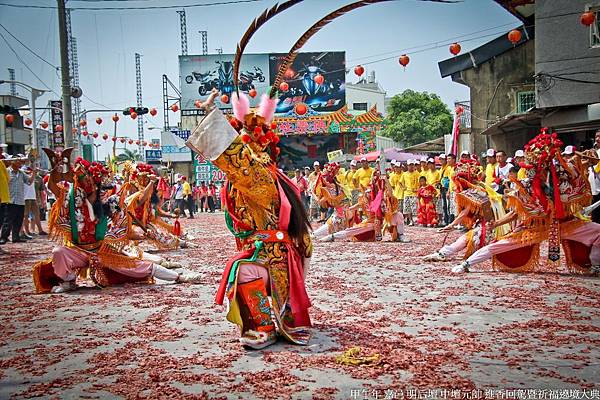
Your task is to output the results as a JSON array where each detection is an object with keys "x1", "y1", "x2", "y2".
[{"x1": 455, "y1": 101, "x2": 471, "y2": 129}]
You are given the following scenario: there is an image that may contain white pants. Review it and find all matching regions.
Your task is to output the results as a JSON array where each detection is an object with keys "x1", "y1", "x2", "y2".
[{"x1": 439, "y1": 233, "x2": 468, "y2": 258}]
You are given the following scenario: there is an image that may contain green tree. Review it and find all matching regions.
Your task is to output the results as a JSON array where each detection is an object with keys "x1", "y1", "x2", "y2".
[
  {"x1": 115, "y1": 149, "x2": 142, "y2": 162},
  {"x1": 382, "y1": 89, "x2": 453, "y2": 147}
]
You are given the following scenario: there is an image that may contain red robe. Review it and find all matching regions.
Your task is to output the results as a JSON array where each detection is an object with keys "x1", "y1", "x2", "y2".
[{"x1": 417, "y1": 184, "x2": 438, "y2": 226}]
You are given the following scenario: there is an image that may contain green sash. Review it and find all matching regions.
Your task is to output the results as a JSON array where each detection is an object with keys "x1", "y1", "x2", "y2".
[{"x1": 68, "y1": 185, "x2": 108, "y2": 244}]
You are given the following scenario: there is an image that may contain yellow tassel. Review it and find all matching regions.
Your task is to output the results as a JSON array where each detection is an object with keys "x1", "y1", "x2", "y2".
[{"x1": 336, "y1": 347, "x2": 380, "y2": 366}]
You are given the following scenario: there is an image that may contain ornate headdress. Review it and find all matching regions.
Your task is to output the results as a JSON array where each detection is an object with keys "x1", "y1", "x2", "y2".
[
  {"x1": 73, "y1": 156, "x2": 109, "y2": 193},
  {"x1": 452, "y1": 158, "x2": 482, "y2": 192},
  {"x1": 523, "y1": 127, "x2": 566, "y2": 218}
]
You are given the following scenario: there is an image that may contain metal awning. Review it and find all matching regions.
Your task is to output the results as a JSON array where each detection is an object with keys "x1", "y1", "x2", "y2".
[
  {"x1": 480, "y1": 109, "x2": 543, "y2": 135},
  {"x1": 400, "y1": 136, "x2": 445, "y2": 152}
]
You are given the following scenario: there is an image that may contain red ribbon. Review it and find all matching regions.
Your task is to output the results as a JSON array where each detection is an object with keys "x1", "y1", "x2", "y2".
[{"x1": 549, "y1": 163, "x2": 565, "y2": 219}]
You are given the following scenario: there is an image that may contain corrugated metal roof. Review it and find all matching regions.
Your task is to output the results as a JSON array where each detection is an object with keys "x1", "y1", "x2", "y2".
[{"x1": 438, "y1": 25, "x2": 534, "y2": 79}]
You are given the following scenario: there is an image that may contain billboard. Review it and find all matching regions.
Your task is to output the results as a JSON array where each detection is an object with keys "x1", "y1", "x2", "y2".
[
  {"x1": 269, "y1": 51, "x2": 346, "y2": 114},
  {"x1": 278, "y1": 131, "x2": 357, "y2": 171},
  {"x1": 179, "y1": 54, "x2": 270, "y2": 110},
  {"x1": 179, "y1": 51, "x2": 346, "y2": 114}
]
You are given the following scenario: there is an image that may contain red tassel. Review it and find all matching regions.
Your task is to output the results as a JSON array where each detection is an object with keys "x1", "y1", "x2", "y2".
[
  {"x1": 173, "y1": 219, "x2": 181, "y2": 236},
  {"x1": 550, "y1": 163, "x2": 565, "y2": 219}
]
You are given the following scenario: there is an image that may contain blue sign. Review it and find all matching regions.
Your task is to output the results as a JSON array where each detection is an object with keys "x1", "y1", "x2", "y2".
[
  {"x1": 145, "y1": 149, "x2": 162, "y2": 161},
  {"x1": 162, "y1": 145, "x2": 190, "y2": 154}
]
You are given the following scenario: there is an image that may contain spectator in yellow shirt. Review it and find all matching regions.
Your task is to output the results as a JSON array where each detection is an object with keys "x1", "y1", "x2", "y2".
[
  {"x1": 484, "y1": 148, "x2": 497, "y2": 186},
  {"x1": 400, "y1": 159, "x2": 421, "y2": 225},
  {"x1": 353, "y1": 157, "x2": 374, "y2": 189},
  {"x1": 513, "y1": 149, "x2": 527, "y2": 180},
  {"x1": 424, "y1": 158, "x2": 442, "y2": 223},
  {"x1": 182, "y1": 177, "x2": 194, "y2": 219},
  {"x1": 442, "y1": 154, "x2": 457, "y2": 224},
  {"x1": 343, "y1": 160, "x2": 360, "y2": 202},
  {"x1": 388, "y1": 160, "x2": 404, "y2": 212}
]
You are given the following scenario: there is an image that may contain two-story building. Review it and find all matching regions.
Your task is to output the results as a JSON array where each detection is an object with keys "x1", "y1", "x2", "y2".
[
  {"x1": 438, "y1": 0, "x2": 600, "y2": 155},
  {"x1": 535, "y1": 0, "x2": 600, "y2": 148}
]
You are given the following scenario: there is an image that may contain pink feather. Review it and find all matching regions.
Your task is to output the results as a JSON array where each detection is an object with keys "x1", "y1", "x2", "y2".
[
  {"x1": 258, "y1": 94, "x2": 277, "y2": 123},
  {"x1": 232, "y1": 92, "x2": 250, "y2": 121}
]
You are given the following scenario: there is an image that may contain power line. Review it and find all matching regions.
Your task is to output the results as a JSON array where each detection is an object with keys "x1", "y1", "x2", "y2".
[
  {"x1": 348, "y1": 21, "x2": 521, "y2": 63},
  {"x1": 0, "y1": 23, "x2": 60, "y2": 71},
  {"x1": 0, "y1": 30, "x2": 60, "y2": 96},
  {"x1": 0, "y1": 0, "x2": 262, "y2": 10},
  {"x1": 354, "y1": 29, "x2": 525, "y2": 67}
]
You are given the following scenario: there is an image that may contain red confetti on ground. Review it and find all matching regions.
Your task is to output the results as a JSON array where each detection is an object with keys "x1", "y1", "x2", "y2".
[{"x1": 0, "y1": 215, "x2": 598, "y2": 398}]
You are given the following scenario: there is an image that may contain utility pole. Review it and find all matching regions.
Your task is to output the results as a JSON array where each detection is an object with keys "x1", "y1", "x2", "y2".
[{"x1": 57, "y1": 0, "x2": 73, "y2": 149}]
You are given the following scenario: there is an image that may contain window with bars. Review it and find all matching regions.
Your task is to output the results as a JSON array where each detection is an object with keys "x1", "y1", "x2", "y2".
[
  {"x1": 590, "y1": 8, "x2": 600, "y2": 47},
  {"x1": 517, "y1": 91, "x2": 535, "y2": 114},
  {"x1": 353, "y1": 102, "x2": 368, "y2": 111}
]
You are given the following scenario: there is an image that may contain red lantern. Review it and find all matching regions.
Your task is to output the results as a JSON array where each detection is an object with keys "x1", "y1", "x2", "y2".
[
  {"x1": 149, "y1": 107, "x2": 157, "y2": 116},
  {"x1": 399, "y1": 54, "x2": 410, "y2": 68},
  {"x1": 96, "y1": 117, "x2": 102, "y2": 125},
  {"x1": 79, "y1": 119, "x2": 87, "y2": 127},
  {"x1": 294, "y1": 103, "x2": 308, "y2": 116},
  {"x1": 40, "y1": 121, "x2": 49, "y2": 129},
  {"x1": 82, "y1": 130, "x2": 89, "y2": 136},
  {"x1": 508, "y1": 29, "x2": 522, "y2": 45},
  {"x1": 135, "y1": 140, "x2": 140, "y2": 145},
  {"x1": 248, "y1": 88, "x2": 257, "y2": 98},
  {"x1": 128, "y1": 139, "x2": 134, "y2": 145},
  {"x1": 55, "y1": 124, "x2": 63, "y2": 132},
  {"x1": 71, "y1": 127, "x2": 78, "y2": 134},
  {"x1": 221, "y1": 94, "x2": 230, "y2": 104},
  {"x1": 102, "y1": 133, "x2": 109, "y2": 140},
  {"x1": 284, "y1": 68, "x2": 295, "y2": 79},
  {"x1": 130, "y1": 112, "x2": 138, "y2": 120},
  {"x1": 112, "y1": 115, "x2": 119, "y2": 122},
  {"x1": 581, "y1": 11, "x2": 596, "y2": 26},
  {"x1": 279, "y1": 82, "x2": 289, "y2": 92},
  {"x1": 143, "y1": 141, "x2": 148, "y2": 147},
  {"x1": 354, "y1": 65, "x2": 365, "y2": 77},
  {"x1": 111, "y1": 137, "x2": 117, "y2": 142},
  {"x1": 194, "y1": 100, "x2": 202, "y2": 108},
  {"x1": 171, "y1": 104, "x2": 179, "y2": 112},
  {"x1": 314, "y1": 74, "x2": 324, "y2": 85},
  {"x1": 24, "y1": 118, "x2": 32, "y2": 126},
  {"x1": 120, "y1": 138, "x2": 126, "y2": 143},
  {"x1": 92, "y1": 132, "x2": 99, "y2": 139},
  {"x1": 5, "y1": 114, "x2": 14, "y2": 124},
  {"x1": 449, "y1": 42, "x2": 461, "y2": 56}
]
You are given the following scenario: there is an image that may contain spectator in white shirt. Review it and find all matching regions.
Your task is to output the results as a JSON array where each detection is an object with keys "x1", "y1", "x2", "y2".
[{"x1": 493, "y1": 150, "x2": 513, "y2": 194}]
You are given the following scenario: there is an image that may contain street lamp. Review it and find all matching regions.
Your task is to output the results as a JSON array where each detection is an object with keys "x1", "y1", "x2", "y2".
[
  {"x1": 92, "y1": 142, "x2": 102, "y2": 162},
  {"x1": 0, "y1": 80, "x2": 48, "y2": 152}
]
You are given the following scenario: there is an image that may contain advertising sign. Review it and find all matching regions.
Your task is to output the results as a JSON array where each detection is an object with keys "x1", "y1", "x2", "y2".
[
  {"x1": 180, "y1": 51, "x2": 346, "y2": 115},
  {"x1": 49, "y1": 100, "x2": 64, "y2": 150},
  {"x1": 278, "y1": 132, "x2": 357, "y2": 170},
  {"x1": 269, "y1": 51, "x2": 346, "y2": 114},
  {"x1": 145, "y1": 149, "x2": 162, "y2": 161},
  {"x1": 194, "y1": 161, "x2": 225, "y2": 184},
  {"x1": 179, "y1": 54, "x2": 270, "y2": 110}
]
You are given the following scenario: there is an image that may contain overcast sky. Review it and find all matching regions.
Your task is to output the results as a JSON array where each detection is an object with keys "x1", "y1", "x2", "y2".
[{"x1": 0, "y1": 0, "x2": 520, "y2": 158}]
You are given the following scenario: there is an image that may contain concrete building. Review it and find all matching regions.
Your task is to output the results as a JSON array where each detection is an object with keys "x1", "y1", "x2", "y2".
[
  {"x1": 438, "y1": 0, "x2": 600, "y2": 155},
  {"x1": 438, "y1": 23, "x2": 536, "y2": 155},
  {"x1": 346, "y1": 71, "x2": 387, "y2": 116},
  {"x1": 535, "y1": 0, "x2": 600, "y2": 147},
  {"x1": 0, "y1": 94, "x2": 30, "y2": 155}
]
